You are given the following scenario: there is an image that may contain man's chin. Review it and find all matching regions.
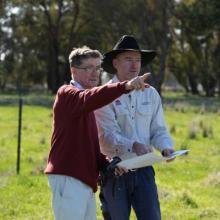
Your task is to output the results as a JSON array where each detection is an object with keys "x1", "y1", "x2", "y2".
[
  {"x1": 89, "y1": 82, "x2": 99, "y2": 88},
  {"x1": 127, "y1": 73, "x2": 138, "y2": 80}
]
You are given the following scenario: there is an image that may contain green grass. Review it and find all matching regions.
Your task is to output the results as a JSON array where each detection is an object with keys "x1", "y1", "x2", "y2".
[{"x1": 0, "y1": 93, "x2": 220, "y2": 219}]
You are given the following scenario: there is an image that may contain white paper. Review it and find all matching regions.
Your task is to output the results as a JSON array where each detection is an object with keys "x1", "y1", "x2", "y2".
[
  {"x1": 164, "y1": 149, "x2": 190, "y2": 160},
  {"x1": 117, "y1": 150, "x2": 190, "y2": 170}
]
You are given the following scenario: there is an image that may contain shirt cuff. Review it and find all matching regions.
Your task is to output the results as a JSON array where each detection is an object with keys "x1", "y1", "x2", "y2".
[{"x1": 114, "y1": 139, "x2": 134, "y2": 155}]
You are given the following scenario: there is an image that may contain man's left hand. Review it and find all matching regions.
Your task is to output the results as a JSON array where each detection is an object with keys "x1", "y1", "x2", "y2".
[{"x1": 162, "y1": 148, "x2": 175, "y2": 162}]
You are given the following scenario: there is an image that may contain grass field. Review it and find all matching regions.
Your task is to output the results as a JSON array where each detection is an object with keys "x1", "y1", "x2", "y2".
[{"x1": 0, "y1": 92, "x2": 220, "y2": 220}]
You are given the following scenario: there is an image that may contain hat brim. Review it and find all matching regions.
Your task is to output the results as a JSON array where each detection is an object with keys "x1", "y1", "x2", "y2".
[{"x1": 102, "y1": 49, "x2": 157, "y2": 74}]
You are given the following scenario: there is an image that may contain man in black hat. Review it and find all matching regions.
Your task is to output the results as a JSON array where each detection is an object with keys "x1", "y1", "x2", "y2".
[{"x1": 95, "y1": 35, "x2": 174, "y2": 220}]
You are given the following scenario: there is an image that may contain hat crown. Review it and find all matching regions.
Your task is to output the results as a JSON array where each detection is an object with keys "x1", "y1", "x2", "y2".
[{"x1": 113, "y1": 35, "x2": 140, "y2": 51}]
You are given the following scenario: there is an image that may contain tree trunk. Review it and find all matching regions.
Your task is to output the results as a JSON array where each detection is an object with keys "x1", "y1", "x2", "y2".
[
  {"x1": 155, "y1": 0, "x2": 173, "y2": 95},
  {"x1": 47, "y1": 37, "x2": 60, "y2": 93},
  {"x1": 186, "y1": 72, "x2": 199, "y2": 95}
]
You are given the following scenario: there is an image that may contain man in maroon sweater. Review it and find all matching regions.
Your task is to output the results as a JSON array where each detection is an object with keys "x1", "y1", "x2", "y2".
[{"x1": 44, "y1": 46, "x2": 149, "y2": 220}]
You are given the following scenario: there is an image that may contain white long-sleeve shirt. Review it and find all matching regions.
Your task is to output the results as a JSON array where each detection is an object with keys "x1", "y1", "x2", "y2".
[{"x1": 95, "y1": 76, "x2": 173, "y2": 158}]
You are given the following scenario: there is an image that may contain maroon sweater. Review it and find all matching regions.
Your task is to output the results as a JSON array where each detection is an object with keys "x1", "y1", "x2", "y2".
[{"x1": 45, "y1": 82, "x2": 129, "y2": 192}]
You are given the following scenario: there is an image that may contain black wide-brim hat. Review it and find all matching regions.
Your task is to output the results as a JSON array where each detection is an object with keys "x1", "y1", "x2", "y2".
[{"x1": 102, "y1": 35, "x2": 157, "y2": 74}]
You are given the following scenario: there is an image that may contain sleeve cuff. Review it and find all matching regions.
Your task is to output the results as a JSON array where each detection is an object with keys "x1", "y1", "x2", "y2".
[{"x1": 114, "y1": 139, "x2": 134, "y2": 155}]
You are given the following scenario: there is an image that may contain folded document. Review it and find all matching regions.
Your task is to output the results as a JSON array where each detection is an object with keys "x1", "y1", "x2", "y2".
[{"x1": 117, "y1": 150, "x2": 190, "y2": 170}]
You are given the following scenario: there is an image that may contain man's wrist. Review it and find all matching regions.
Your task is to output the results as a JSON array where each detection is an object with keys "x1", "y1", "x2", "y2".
[
  {"x1": 125, "y1": 82, "x2": 132, "y2": 91},
  {"x1": 132, "y1": 141, "x2": 139, "y2": 152}
]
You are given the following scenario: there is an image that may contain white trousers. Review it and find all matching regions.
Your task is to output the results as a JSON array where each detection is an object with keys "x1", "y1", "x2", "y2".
[{"x1": 48, "y1": 174, "x2": 97, "y2": 220}]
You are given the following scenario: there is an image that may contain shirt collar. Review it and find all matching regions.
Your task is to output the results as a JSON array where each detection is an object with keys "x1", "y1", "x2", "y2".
[
  {"x1": 70, "y1": 80, "x2": 84, "y2": 89},
  {"x1": 111, "y1": 75, "x2": 120, "y2": 83}
]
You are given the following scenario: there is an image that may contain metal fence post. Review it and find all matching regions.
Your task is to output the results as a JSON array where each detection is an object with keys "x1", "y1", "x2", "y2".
[{"x1": 16, "y1": 97, "x2": 23, "y2": 174}]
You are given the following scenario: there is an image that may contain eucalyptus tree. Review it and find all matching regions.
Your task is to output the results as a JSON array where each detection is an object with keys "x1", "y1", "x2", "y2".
[
  {"x1": 137, "y1": 0, "x2": 175, "y2": 95},
  {"x1": 0, "y1": 1, "x2": 16, "y2": 90},
  {"x1": 81, "y1": 0, "x2": 176, "y2": 95},
  {"x1": 172, "y1": 0, "x2": 220, "y2": 96},
  {"x1": 1, "y1": 0, "x2": 84, "y2": 93}
]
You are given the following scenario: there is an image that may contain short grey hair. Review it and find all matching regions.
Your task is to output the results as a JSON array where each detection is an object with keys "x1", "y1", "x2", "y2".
[{"x1": 68, "y1": 46, "x2": 103, "y2": 67}]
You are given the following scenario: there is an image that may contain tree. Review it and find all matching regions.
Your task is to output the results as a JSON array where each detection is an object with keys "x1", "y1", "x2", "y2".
[
  {"x1": 172, "y1": 0, "x2": 220, "y2": 96},
  {"x1": 80, "y1": 0, "x2": 176, "y2": 95},
  {"x1": 1, "y1": 0, "x2": 82, "y2": 93}
]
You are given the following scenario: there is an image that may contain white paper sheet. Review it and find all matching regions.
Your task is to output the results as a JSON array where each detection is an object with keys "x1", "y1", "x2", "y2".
[
  {"x1": 165, "y1": 149, "x2": 190, "y2": 160},
  {"x1": 117, "y1": 150, "x2": 190, "y2": 170}
]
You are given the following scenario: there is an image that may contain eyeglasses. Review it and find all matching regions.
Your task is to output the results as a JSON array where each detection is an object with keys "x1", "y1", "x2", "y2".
[{"x1": 73, "y1": 65, "x2": 103, "y2": 74}]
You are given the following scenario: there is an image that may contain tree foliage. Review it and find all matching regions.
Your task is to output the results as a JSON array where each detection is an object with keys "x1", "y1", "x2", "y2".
[
  {"x1": 172, "y1": 0, "x2": 220, "y2": 96},
  {"x1": 0, "y1": 0, "x2": 219, "y2": 96}
]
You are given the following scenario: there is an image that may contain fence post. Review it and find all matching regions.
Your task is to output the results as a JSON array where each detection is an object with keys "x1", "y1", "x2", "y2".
[{"x1": 16, "y1": 97, "x2": 23, "y2": 174}]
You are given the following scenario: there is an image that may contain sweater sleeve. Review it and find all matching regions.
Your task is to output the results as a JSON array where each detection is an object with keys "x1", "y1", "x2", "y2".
[
  {"x1": 149, "y1": 90, "x2": 174, "y2": 151},
  {"x1": 58, "y1": 82, "x2": 129, "y2": 116},
  {"x1": 97, "y1": 151, "x2": 109, "y2": 172}
]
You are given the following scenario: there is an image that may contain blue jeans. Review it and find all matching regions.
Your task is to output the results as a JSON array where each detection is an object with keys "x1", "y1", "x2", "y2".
[{"x1": 100, "y1": 166, "x2": 161, "y2": 220}]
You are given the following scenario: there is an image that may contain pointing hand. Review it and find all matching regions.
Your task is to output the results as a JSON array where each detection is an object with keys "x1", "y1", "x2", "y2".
[{"x1": 125, "y1": 73, "x2": 151, "y2": 91}]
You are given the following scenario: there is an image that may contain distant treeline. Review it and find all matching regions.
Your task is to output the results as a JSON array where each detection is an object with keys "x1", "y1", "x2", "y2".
[{"x1": 0, "y1": 0, "x2": 220, "y2": 96}]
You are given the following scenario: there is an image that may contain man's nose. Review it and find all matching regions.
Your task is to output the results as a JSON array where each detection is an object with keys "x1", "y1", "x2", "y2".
[
  {"x1": 131, "y1": 60, "x2": 139, "y2": 68},
  {"x1": 91, "y1": 69, "x2": 100, "y2": 76}
]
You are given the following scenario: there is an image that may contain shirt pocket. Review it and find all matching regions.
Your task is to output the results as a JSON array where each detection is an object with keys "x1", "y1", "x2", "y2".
[{"x1": 137, "y1": 103, "x2": 152, "y2": 116}]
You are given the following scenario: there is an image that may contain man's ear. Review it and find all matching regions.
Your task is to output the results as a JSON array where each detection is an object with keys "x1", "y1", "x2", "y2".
[
  {"x1": 112, "y1": 58, "x2": 118, "y2": 69},
  {"x1": 70, "y1": 67, "x2": 76, "y2": 78}
]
